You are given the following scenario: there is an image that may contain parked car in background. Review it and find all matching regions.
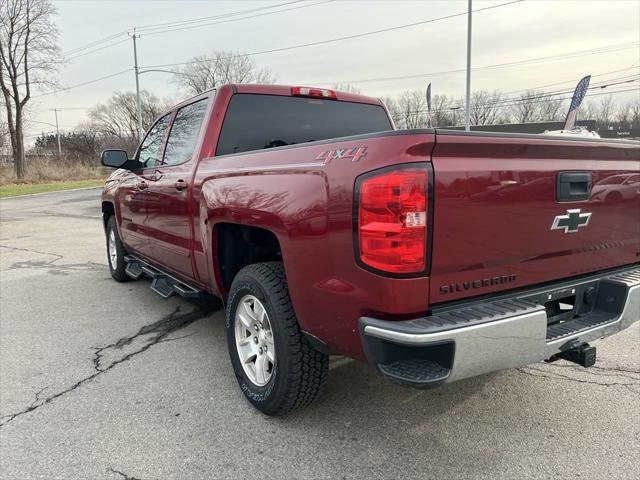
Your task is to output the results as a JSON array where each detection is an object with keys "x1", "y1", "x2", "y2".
[{"x1": 591, "y1": 173, "x2": 640, "y2": 203}]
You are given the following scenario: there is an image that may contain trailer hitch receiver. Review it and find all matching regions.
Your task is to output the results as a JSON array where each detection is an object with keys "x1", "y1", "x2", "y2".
[{"x1": 545, "y1": 340, "x2": 596, "y2": 368}]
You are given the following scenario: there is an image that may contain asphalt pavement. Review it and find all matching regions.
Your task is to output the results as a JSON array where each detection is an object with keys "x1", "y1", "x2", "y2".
[{"x1": 0, "y1": 188, "x2": 638, "y2": 480}]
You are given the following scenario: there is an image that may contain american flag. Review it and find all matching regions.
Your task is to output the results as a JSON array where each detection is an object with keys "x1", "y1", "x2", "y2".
[{"x1": 564, "y1": 75, "x2": 591, "y2": 130}]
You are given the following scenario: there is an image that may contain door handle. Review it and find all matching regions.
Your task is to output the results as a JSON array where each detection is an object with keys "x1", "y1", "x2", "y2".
[
  {"x1": 557, "y1": 171, "x2": 591, "y2": 202},
  {"x1": 136, "y1": 181, "x2": 148, "y2": 191},
  {"x1": 175, "y1": 179, "x2": 187, "y2": 191}
]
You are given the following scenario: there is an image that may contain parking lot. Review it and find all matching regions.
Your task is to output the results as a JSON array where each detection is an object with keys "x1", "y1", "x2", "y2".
[{"x1": 0, "y1": 188, "x2": 638, "y2": 480}]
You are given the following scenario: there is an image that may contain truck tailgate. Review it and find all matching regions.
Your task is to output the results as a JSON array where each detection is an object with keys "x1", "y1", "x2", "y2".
[{"x1": 429, "y1": 131, "x2": 640, "y2": 304}]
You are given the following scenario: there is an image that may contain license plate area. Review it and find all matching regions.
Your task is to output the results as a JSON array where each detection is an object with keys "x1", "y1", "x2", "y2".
[
  {"x1": 522, "y1": 281, "x2": 599, "y2": 326},
  {"x1": 544, "y1": 294, "x2": 576, "y2": 326},
  {"x1": 521, "y1": 277, "x2": 629, "y2": 341}
]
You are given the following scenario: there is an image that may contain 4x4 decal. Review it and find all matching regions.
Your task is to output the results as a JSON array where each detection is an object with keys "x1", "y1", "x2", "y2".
[{"x1": 316, "y1": 146, "x2": 368, "y2": 164}]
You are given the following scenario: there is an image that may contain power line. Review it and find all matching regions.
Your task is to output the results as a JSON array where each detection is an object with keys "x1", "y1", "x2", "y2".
[
  {"x1": 485, "y1": 86, "x2": 639, "y2": 110},
  {"x1": 61, "y1": 31, "x2": 127, "y2": 58},
  {"x1": 35, "y1": 0, "x2": 524, "y2": 97},
  {"x1": 137, "y1": 1, "x2": 330, "y2": 36},
  {"x1": 398, "y1": 80, "x2": 640, "y2": 114},
  {"x1": 59, "y1": 1, "x2": 323, "y2": 61},
  {"x1": 33, "y1": 69, "x2": 132, "y2": 98},
  {"x1": 140, "y1": 1, "x2": 332, "y2": 37},
  {"x1": 64, "y1": 38, "x2": 130, "y2": 62},
  {"x1": 501, "y1": 64, "x2": 639, "y2": 96},
  {"x1": 135, "y1": 0, "x2": 305, "y2": 32},
  {"x1": 403, "y1": 86, "x2": 640, "y2": 116},
  {"x1": 142, "y1": 0, "x2": 524, "y2": 69},
  {"x1": 482, "y1": 76, "x2": 640, "y2": 107},
  {"x1": 35, "y1": 43, "x2": 637, "y2": 100},
  {"x1": 308, "y1": 42, "x2": 639, "y2": 86},
  {"x1": 436, "y1": 82, "x2": 639, "y2": 112}
]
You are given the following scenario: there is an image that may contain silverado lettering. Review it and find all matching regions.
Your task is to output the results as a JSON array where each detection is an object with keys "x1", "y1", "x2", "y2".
[
  {"x1": 439, "y1": 274, "x2": 518, "y2": 295},
  {"x1": 100, "y1": 84, "x2": 640, "y2": 416}
]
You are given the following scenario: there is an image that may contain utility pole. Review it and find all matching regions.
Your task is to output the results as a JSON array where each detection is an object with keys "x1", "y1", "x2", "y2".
[
  {"x1": 50, "y1": 109, "x2": 62, "y2": 159},
  {"x1": 464, "y1": 0, "x2": 472, "y2": 132},
  {"x1": 131, "y1": 29, "x2": 143, "y2": 141}
]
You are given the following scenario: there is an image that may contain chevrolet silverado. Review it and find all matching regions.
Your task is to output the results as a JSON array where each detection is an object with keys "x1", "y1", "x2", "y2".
[{"x1": 100, "y1": 84, "x2": 640, "y2": 416}]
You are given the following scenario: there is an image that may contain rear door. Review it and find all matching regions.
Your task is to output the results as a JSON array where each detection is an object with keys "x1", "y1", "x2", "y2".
[
  {"x1": 117, "y1": 113, "x2": 171, "y2": 258},
  {"x1": 145, "y1": 97, "x2": 209, "y2": 280},
  {"x1": 429, "y1": 131, "x2": 640, "y2": 304}
]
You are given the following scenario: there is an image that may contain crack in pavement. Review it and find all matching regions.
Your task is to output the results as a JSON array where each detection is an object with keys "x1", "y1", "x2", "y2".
[
  {"x1": 545, "y1": 363, "x2": 640, "y2": 380},
  {"x1": 36, "y1": 211, "x2": 101, "y2": 221},
  {"x1": 516, "y1": 363, "x2": 640, "y2": 393},
  {"x1": 5, "y1": 259, "x2": 106, "y2": 275},
  {"x1": 0, "y1": 302, "x2": 218, "y2": 428},
  {"x1": 106, "y1": 467, "x2": 143, "y2": 480},
  {"x1": 0, "y1": 244, "x2": 64, "y2": 263},
  {"x1": 92, "y1": 304, "x2": 216, "y2": 372}
]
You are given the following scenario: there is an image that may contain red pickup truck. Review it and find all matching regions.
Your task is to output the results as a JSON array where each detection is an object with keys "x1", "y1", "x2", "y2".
[{"x1": 101, "y1": 84, "x2": 640, "y2": 416}]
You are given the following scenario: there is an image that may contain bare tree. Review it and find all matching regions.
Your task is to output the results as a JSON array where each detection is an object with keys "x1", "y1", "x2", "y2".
[
  {"x1": 630, "y1": 101, "x2": 640, "y2": 129},
  {"x1": 431, "y1": 94, "x2": 452, "y2": 127},
  {"x1": 87, "y1": 90, "x2": 169, "y2": 154},
  {"x1": 379, "y1": 95, "x2": 400, "y2": 127},
  {"x1": 510, "y1": 90, "x2": 541, "y2": 123},
  {"x1": 538, "y1": 95, "x2": 564, "y2": 122},
  {"x1": 0, "y1": 114, "x2": 8, "y2": 154},
  {"x1": 31, "y1": 130, "x2": 100, "y2": 161},
  {"x1": 332, "y1": 82, "x2": 361, "y2": 94},
  {"x1": 613, "y1": 101, "x2": 640, "y2": 130},
  {"x1": 172, "y1": 51, "x2": 275, "y2": 95},
  {"x1": 0, "y1": 0, "x2": 60, "y2": 180},
  {"x1": 594, "y1": 95, "x2": 615, "y2": 128},
  {"x1": 395, "y1": 90, "x2": 428, "y2": 129},
  {"x1": 469, "y1": 90, "x2": 503, "y2": 126}
]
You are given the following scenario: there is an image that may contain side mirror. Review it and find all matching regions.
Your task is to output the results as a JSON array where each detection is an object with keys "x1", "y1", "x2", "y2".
[{"x1": 101, "y1": 149, "x2": 129, "y2": 168}]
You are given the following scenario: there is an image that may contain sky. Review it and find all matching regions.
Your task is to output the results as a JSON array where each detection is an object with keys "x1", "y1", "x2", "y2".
[{"x1": 22, "y1": 0, "x2": 640, "y2": 140}]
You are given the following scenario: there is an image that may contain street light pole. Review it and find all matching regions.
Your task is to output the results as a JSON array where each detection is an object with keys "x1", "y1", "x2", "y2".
[
  {"x1": 464, "y1": 0, "x2": 472, "y2": 132},
  {"x1": 131, "y1": 29, "x2": 143, "y2": 142},
  {"x1": 50, "y1": 108, "x2": 62, "y2": 159}
]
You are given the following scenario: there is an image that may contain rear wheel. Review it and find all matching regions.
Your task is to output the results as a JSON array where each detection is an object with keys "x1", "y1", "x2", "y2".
[
  {"x1": 226, "y1": 262, "x2": 329, "y2": 416},
  {"x1": 106, "y1": 216, "x2": 129, "y2": 282}
]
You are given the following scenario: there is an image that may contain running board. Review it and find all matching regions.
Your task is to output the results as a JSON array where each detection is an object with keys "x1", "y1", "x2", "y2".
[{"x1": 124, "y1": 255, "x2": 202, "y2": 300}]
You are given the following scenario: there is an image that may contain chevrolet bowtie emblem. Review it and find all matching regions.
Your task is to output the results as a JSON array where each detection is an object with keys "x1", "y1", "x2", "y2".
[{"x1": 551, "y1": 209, "x2": 592, "y2": 233}]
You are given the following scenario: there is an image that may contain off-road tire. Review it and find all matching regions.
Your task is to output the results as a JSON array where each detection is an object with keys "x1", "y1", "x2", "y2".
[
  {"x1": 226, "y1": 262, "x2": 329, "y2": 416},
  {"x1": 106, "y1": 216, "x2": 129, "y2": 282}
]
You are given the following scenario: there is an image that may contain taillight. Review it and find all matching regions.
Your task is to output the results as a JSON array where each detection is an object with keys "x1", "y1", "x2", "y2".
[
  {"x1": 356, "y1": 166, "x2": 428, "y2": 275},
  {"x1": 291, "y1": 86, "x2": 337, "y2": 99}
]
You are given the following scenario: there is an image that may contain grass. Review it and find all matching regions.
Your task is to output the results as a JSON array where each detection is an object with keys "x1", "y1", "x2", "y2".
[
  {"x1": 0, "y1": 157, "x2": 108, "y2": 198},
  {"x1": 0, "y1": 178, "x2": 105, "y2": 198}
]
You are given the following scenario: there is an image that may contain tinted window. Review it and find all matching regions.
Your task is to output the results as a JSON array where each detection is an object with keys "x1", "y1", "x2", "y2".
[
  {"x1": 137, "y1": 114, "x2": 170, "y2": 168},
  {"x1": 216, "y1": 94, "x2": 392, "y2": 156},
  {"x1": 162, "y1": 99, "x2": 208, "y2": 166}
]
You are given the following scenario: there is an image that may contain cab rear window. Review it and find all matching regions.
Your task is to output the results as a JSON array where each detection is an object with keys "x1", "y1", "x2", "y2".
[{"x1": 216, "y1": 94, "x2": 392, "y2": 156}]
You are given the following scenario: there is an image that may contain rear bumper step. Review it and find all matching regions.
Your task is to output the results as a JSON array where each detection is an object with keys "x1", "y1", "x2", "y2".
[
  {"x1": 379, "y1": 359, "x2": 450, "y2": 387},
  {"x1": 124, "y1": 255, "x2": 202, "y2": 299},
  {"x1": 360, "y1": 266, "x2": 640, "y2": 388}
]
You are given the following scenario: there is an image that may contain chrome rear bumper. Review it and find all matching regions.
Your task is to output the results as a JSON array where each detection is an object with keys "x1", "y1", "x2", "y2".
[{"x1": 360, "y1": 267, "x2": 640, "y2": 386}]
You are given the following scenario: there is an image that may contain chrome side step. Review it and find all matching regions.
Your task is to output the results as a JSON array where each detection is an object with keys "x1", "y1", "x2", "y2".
[{"x1": 124, "y1": 255, "x2": 202, "y2": 300}]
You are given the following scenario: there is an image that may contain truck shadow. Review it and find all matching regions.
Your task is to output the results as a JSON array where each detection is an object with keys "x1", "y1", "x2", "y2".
[{"x1": 204, "y1": 306, "x2": 503, "y2": 423}]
